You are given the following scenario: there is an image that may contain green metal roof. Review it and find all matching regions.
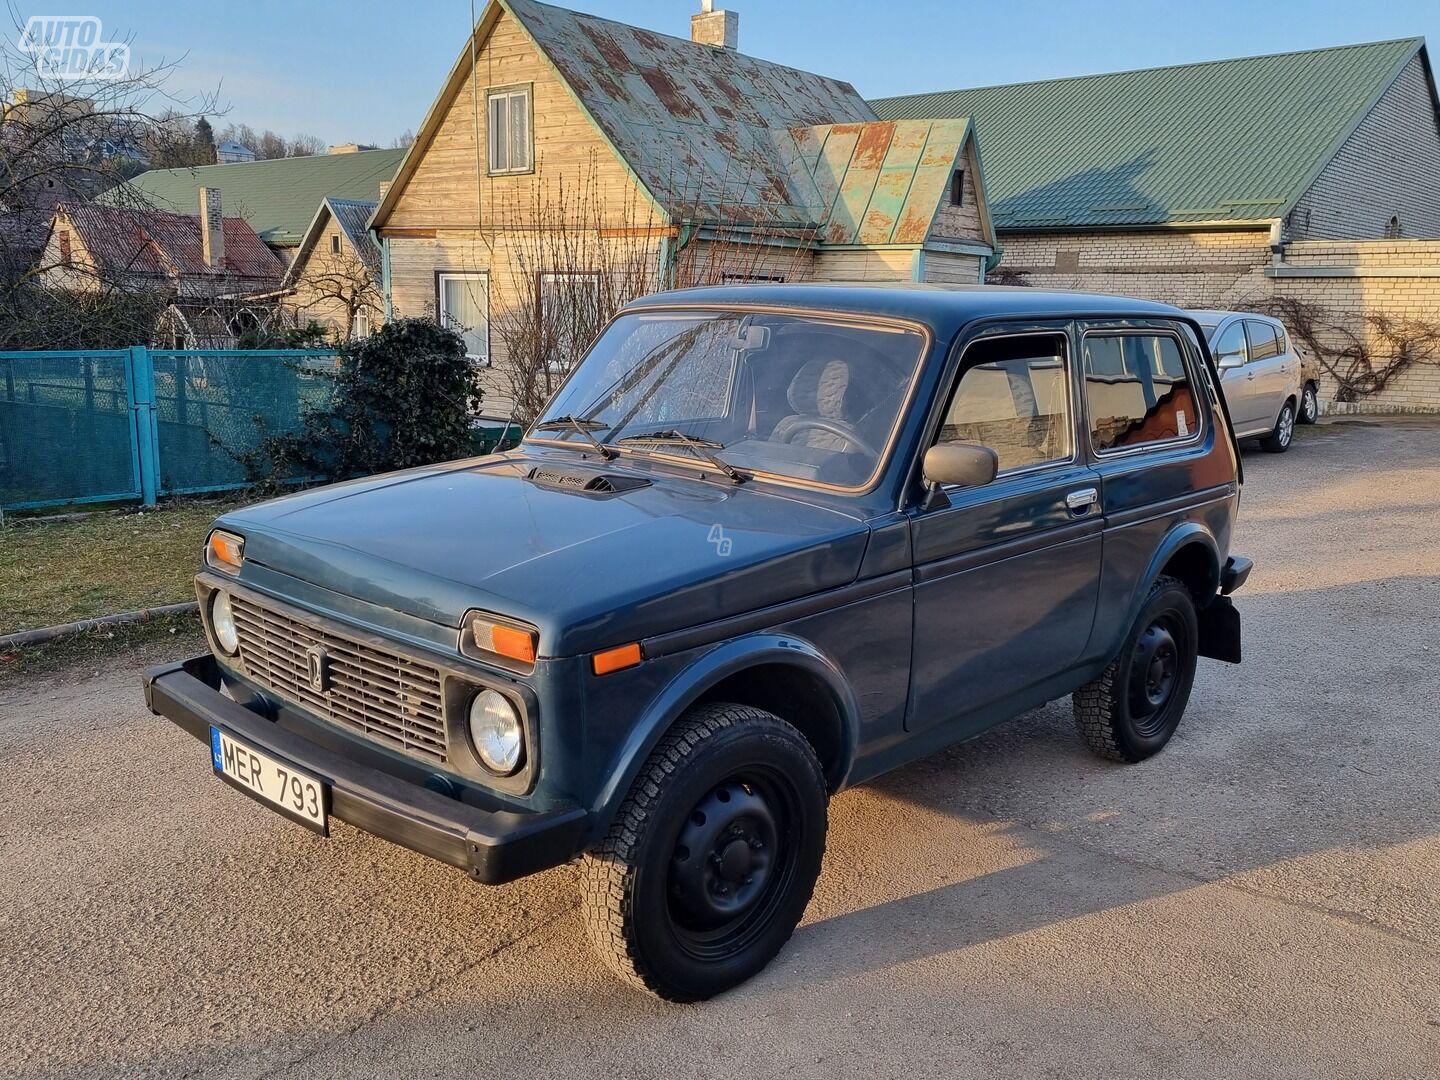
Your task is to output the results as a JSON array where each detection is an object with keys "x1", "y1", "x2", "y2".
[
  {"x1": 112, "y1": 149, "x2": 406, "y2": 246},
  {"x1": 871, "y1": 38, "x2": 1428, "y2": 231}
]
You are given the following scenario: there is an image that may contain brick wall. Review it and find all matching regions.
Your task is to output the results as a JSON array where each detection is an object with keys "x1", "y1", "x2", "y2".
[
  {"x1": 993, "y1": 229, "x2": 1440, "y2": 411},
  {"x1": 1270, "y1": 240, "x2": 1440, "y2": 412}
]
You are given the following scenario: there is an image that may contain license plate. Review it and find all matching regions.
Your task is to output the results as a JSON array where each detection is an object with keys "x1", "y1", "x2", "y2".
[{"x1": 210, "y1": 727, "x2": 328, "y2": 833}]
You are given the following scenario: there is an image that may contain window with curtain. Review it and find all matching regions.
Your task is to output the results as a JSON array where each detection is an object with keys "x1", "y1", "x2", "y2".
[
  {"x1": 487, "y1": 86, "x2": 532, "y2": 174},
  {"x1": 437, "y1": 272, "x2": 489, "y2": 363}
]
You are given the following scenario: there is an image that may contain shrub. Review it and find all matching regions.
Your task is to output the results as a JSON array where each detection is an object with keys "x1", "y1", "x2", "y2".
[{"x1": 237, "y1": 317, "x2": 482, "y2": 488}]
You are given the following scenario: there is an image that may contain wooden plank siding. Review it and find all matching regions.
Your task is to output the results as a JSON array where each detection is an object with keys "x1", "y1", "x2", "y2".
[{"x1": 382, "y1": 11, "x2": 650, "y2": 235}]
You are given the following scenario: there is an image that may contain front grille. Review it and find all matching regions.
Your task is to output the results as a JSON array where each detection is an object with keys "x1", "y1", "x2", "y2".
[{"x1": 229, "y1": 594, "x2": 449, "y2": 765}]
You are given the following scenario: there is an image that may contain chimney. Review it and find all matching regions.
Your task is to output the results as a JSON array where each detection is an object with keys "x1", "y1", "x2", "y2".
[
  {"x1": 199, "y1": 187, "x2": 225, "y2": 268},
  {"x1": 691, "y1": 0, "x2": 737, "y2": 49}
]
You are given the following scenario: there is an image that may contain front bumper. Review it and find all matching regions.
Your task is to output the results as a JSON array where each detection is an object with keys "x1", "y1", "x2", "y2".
[{"x1": 143, "y1": 654, "x2": 586, "y2": 884}]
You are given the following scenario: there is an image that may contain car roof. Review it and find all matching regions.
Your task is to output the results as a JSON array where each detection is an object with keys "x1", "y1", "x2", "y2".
[
  {"x1": 1188, "y1": 308, "x2": 1279, "y2": 327},
  {"x1": 625, "y1": 283, "x2": 1195, "y2": 342}
]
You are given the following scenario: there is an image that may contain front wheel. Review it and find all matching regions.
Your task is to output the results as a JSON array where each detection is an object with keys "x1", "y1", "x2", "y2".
[
  {"x1": 1298, "y1": 383, "x2": 1319, "y2": 424},
  {"x1": 580, "y1": 704, "x2": 828, "y2": 1002},
  {"x1": 1073, "y1": 576, "x2": 1199, "y2": 763},
  {"x1": 1260, "y1": 400, "x2": 1295, "y2": 452}
]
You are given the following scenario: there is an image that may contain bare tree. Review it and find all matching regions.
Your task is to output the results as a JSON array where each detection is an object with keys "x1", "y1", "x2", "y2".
[
  {"x1": 490, "y1": 151, "x2": 816, "y2": 424},
  {"x1": 391, "y1": 129, "x2": 415, "y2": 149},
  {"x1": 0, "y1": 9, "x2": 222, "y2": 344},
  {"x1": 288, "y1": 244, "x2": 383, "y2": 342}
]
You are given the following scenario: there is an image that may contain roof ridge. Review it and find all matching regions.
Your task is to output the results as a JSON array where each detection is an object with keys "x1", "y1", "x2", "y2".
[
  {"x1": 871, "y1": 36, "x2": 1423, "y2": 104},
  {"x1": 140, "y1": 147, "x2": 405, "y2": 176},
  {"x1": 505, "y1": 0, "x2": 859, "y2": 91}
]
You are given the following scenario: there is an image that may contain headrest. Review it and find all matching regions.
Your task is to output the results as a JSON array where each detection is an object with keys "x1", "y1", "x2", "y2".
[{"x1": 787, "y1": 358, "x2": 854, "y2": 420}]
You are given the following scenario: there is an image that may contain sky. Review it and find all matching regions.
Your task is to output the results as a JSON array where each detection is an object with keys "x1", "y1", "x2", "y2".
[{"x1": 52, "y1": 0, "x2": 1440, "y2": 147}]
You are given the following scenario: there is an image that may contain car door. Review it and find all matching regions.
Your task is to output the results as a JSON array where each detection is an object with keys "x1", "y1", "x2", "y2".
[
  {"x1": 1244, "y1": 319, "x2": 1288, "y2": 428},
  {"x1": 908, "y1": 325, "x2": 1103, "y2": 735},
  {"x1": 1212, "y1": 319, "x2": 1257, "y2": 431}
]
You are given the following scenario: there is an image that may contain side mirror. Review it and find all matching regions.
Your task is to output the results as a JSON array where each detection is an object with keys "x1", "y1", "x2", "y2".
[
  {"x1": 1216, "y1": 353, "x2": 1244, "y2": 371},
  {"x1": 923, "y1": 442, "x2": 999, "y2": 490}
]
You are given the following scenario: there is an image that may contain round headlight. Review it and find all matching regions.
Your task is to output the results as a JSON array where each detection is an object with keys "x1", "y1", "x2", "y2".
[
  {"x1": 468, "y1": 689, "x2": 523, "y2": 775},
  {"x1": 210, "y1": 590, "x2": 239, "y2": 655}
]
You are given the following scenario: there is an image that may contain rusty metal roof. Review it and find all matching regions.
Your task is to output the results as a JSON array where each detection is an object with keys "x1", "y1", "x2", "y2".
[
  {"x1": 505, "y1": 0, "x2": 875, "y2": 226},
  {"x1": 60, "y1": 203, "x2": 285, "y2": 283},
  {"x1": 790, "y1": 119, "x2": 974, "y2": 245}
]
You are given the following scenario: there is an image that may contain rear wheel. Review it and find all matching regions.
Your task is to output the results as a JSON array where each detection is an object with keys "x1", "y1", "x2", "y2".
[
  {"x1": 1073, "y1": 576, "x2": 1198, "y2": 763},
  {"x1": 580, "y1": 703, "x2": 828, "y2": 1002},
  {"x1": 1260, "y1": 400, "x2": 1295, "y2": 452},
  {"x1": 1298, "y1": 382, "x2": 1319, "y2": 424}
]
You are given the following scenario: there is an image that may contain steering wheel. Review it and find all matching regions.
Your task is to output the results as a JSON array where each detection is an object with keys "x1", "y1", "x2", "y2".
[{"x1": 780, "y1": 417, "x2": 881, "y2": 460}]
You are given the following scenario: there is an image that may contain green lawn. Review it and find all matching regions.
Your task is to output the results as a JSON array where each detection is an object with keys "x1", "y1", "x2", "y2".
[{"x1": 0, "y1": 500, "x2": 244, "y2": 634}]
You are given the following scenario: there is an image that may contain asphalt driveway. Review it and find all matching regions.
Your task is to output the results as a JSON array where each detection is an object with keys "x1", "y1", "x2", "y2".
[{"x1": 3, "y1": 418, "x2": 1438, "y2": 1079}]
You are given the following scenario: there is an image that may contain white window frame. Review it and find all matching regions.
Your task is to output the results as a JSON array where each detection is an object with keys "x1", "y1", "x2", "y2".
[
  {"x1": 436, "y1": 271, "x2": 490, "y2": 365},
  {"x1": 487, "y1": 84, "x2": 533, "y2": 175},
  {"x1": 351, "y1": 306, "x2": 370, "y2": 340},
  {"x1": 540, "y1": 270, "x2": 601, "y2": 373}
]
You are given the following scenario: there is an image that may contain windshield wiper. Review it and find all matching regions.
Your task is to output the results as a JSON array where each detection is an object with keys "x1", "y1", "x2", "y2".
[
  {"x1": 615, "y1": 430, "x2": 746, "y2": 484},
  {"x1": 532, "y1": 415, "x2": 615, "y2": 460}
]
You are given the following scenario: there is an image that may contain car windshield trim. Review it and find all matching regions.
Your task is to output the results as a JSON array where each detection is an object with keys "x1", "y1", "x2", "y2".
[{"x1": 524, "y1": 305, "x2": 933, "y2": 496}]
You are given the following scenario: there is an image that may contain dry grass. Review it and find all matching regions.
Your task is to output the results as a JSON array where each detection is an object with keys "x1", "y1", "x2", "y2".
[{"x1": 0, "y1": 499, "x2": 245, "y2": 634}]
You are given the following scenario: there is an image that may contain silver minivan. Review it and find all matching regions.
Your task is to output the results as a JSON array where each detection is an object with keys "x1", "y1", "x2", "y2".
[{"x1": 1190, "y1": 310, "x2": 1303, "y2": 453}]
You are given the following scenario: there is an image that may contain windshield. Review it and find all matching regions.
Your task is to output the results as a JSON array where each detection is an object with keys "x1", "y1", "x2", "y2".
[{"x1": 529, "y1": 309, "x2": 928, "y2": 489}]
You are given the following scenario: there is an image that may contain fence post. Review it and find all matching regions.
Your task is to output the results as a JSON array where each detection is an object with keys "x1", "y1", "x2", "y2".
[{"x1": 129, "y1": 346, "x2": 159, "y2": 506}]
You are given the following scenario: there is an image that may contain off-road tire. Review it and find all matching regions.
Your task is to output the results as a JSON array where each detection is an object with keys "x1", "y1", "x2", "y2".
[
  {"x1": 1260, "y1": 400, "x2": 1295, "y2": 452},
  {"x1": 1074, "y1": 575, "x2": 1199, "y2": 763},
  {"x1": 1298, "y1": 382, "x2": 1319, "y2": 425},
  {"x1": 580, "y1": 703, "x2": 828, "y2": 1002}
]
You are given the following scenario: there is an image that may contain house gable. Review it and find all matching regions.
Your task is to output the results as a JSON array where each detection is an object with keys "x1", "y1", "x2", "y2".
[
  {"x1": 1287, "y1": 51, "x2": 1440, "y2": 239},
  {"x1": 375, "y1": 2, "x2": 654, "y2": 234}
]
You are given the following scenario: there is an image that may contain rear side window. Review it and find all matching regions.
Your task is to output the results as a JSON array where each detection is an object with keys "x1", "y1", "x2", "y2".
[
  {"x1": 1084, "y1": 332, "x2": 1199, "y2": 453},
  {"x1": 939, "y1": 334, "x2": 1072, "y2": 474},
  {"x1": 1246, "y1": 320, "x2": 1281, "y2": 361}
]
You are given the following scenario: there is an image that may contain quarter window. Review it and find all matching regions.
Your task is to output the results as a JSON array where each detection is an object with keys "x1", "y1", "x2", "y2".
[
  {"x1": 436, "y1": 272, "x2": 489, "y2": 363},
  {"x1": 1084, "y1": 333, "x2": 1198, "y2": 453},
  {"x1": 938, "y1": 334, "x2": 1072, "y2": 474},
  {"x1": 487, "y1": 86, "x2": 533, "y2": 174},
  {"x1": 1212, "y1": 321, "x2": 1247, "y2": 367}
]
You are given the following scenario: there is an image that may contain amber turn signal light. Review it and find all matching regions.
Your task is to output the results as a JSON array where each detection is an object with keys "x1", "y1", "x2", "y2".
[
  {"x1": 471, "y1": 618, "x2": 538, "y2": 665},
  {"x1": 206, "y1": 530, "x2": 244, "y2": 573},
  {"x1": 592, "y1": 642, "x2": 642, "y2": 676}
]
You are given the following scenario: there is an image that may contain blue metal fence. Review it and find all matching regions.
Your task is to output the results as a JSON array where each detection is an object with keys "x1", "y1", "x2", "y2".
[{"x1": 0, "y1": 347, "x2": 339, "y2": 511}]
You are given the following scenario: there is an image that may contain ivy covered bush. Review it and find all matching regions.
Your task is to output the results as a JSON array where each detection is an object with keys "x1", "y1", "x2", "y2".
[{"x1": 239, "y1": 317, "x2": 483, "y2": 488}]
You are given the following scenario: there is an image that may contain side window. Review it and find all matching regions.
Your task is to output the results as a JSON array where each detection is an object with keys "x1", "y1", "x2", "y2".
[
  {"x1": 1213, "y1": 321, "x2": 1247, "y2": 367},
  {"x1": 1246, "y1": 320, "x2": 1280, "y2": 361},
  {"x1": 1084, "y1": 332, "x2": 1199, "y2": 453},
  {"x1": 938, "y1": 333, "x2": 1072, "y2": 474}
]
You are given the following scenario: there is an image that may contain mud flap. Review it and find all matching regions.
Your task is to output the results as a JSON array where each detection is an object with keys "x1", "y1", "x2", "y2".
[{"x1": 1198, "y1": 594, "x2": 1242, "y2": 664}]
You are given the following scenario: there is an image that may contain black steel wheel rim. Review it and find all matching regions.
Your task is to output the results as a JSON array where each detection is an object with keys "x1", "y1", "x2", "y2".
[
  {"x1": 666, "y1": 766, "x2": 801, "y2": 961},
  {"x1": 1127, "y1": 613, "x2": 1186, "y2": 737}
]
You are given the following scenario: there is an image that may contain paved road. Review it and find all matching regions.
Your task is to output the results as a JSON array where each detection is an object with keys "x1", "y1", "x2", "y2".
[{"x1": 3, "y1": 419, "x2": 1439, "y2": 1080}]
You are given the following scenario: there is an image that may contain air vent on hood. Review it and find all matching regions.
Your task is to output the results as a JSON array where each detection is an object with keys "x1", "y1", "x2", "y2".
[{"x1": 526, "y1": 466, "x2": 650, "y2": 495}]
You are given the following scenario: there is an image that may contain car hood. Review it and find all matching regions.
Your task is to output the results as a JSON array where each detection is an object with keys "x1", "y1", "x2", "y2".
[{"x1": 219, "y1": 454, "x2": 871, "y2": 656}]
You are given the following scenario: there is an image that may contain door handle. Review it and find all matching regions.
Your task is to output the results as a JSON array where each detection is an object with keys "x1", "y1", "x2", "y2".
[{"x1": 1066, "y1": 487, "x2": 1099, "y2": 514}]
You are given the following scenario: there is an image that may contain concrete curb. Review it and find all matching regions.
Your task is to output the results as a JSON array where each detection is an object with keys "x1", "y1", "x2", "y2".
[{"x1": 0, "y1": 602, "x2": 199, "y2": 649}]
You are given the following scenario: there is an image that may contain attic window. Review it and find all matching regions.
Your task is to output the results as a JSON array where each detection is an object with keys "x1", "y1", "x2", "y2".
[
  {"x1": 57, "y1": 228, "x2": 71, "y2": 266},
  {"x1": 487, "y1": 85, "x2": 533, "y2": 175},
  {"x1": 1385, "y1": 214, "x2": 1402, "y2": 239},
  {"x1": 330, "y1": 234, "x2": 341, "y2": 254},
  {"x1": 951, "y1": 169, "x2": 965, "y2": 207}
]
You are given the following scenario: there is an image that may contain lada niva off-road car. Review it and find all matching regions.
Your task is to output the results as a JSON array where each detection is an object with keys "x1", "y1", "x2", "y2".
[{"x1": 145, "y1": 284, "x2": 1250, "y2": 1001}]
